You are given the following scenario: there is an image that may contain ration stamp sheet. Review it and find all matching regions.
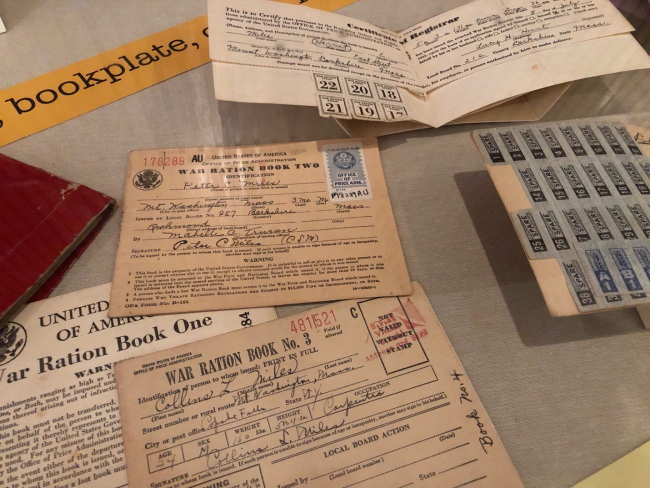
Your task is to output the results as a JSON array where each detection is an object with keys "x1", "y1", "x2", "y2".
[
  {"x1": 114, "y1": 283, "x2": 523, "y2": 488},
  {"x1": 109, "y1": 138, "x2": 410, "y2": 317},
  {"x1": 474, "y1": 120, "x2": 650, "y2": 314}
]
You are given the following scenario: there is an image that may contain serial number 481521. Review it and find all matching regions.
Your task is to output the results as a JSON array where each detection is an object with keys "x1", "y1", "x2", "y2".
[{"x1": 290, "y1": 309, "x2": 337, "y2": 333}]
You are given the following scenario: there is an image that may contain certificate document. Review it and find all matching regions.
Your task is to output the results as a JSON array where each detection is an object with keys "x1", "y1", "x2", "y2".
[
  {"x1": 210, "y1": 0, "x2": 633, "y2": 93},
  {"x1": 0, "y1": 283, "x2": 276, "y2": 488},
  {"x1": 207, "y1": 0, "x2": 650, "y2": 130},
  {"x1": 115, "y1": 283, "x2": 523, "y2": 488},
  {"x1": 109, "y1": 138, "x2": 410, "y2": 317}
]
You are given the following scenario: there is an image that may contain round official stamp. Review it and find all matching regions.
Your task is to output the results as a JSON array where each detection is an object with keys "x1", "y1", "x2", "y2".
[
  {"x1": 332, "y1": 151, "x2": 357, "y2": 170},
  {"x1": 133, "y1": 169, "x2": 163, "y2": 191},
  {"x1": 0, "y1": 321, "x2": 27, "y2": 367}
]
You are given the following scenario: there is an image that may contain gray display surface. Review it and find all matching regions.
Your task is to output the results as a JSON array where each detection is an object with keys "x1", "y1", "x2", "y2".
[{"x1": 1, "y1": 1, "x2": 649, "y2": 486}]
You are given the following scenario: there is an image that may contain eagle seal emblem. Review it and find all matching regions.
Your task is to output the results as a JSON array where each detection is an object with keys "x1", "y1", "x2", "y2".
[
  {"x1": 0, "y1": 321, "x2": 27, "y2": 367},
  {"x1": 332, "y1": 151, "x2": 357, "y2": 170},
  {"x1": 133, "y1": 169, "x2": 163, "y2": 191}
]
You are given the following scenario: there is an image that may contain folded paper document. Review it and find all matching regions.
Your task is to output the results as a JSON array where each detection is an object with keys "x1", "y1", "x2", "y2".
[
  {"x1": 208, "y1": 0, "x2": 650, "y2": 135},
  {"x1": 115, "y1": 283, "x2": 524, "y2": 488},
  {"x1": 474, "y1": 120, "x2": 650, "y2": 316}
]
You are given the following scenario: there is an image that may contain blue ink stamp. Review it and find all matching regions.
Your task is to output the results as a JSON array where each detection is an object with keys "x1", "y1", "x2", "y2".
[
  {"x1": 633, "y1": 246, "x2": 650, "y2": 281},
  {"x1": 321, "y1": 143, "x2": 372, "y2": 201},
  {"x1": 609, "y1": 248, "x2": 643, "y2": 291},
  {"x1": 584, "y1": 249, "x2": 618, "y2": 294}
]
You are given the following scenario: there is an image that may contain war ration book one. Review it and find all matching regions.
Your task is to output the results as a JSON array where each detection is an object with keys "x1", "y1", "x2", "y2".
[{"x1": 0, "y1": 283, "x2": 276, "y2": 488}]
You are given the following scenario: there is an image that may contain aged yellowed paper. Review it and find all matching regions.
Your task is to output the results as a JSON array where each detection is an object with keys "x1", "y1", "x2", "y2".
[
  {"x1": 208, "y1": 0, "x2": 650, "y2": 130},
  {"x1": 210, "y1": 0, "x2": 633, "y2": 92},
  {"x1": 0, "y1": 283, "x2": 276, "y2": 488},
  {"x1": 109, "y1": 138, "x2": 411, "y2": 317},
  {"x1": 114, "y1": 283, "x2": 524, "y2": 488}
]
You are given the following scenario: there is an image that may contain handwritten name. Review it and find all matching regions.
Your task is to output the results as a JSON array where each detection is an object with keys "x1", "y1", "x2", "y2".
[{"x1": 155, "y1": 385, "x2": 214, "y2": 412}]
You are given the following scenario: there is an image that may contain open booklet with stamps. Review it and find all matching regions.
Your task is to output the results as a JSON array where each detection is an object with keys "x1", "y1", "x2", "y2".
[
  {"x1": 114, "y1": 283, "x2": 524, "y2": 488},
  {"x1": 109, "y1": 138, "x2": 410, "y2": 317},
  {"x1": 0, "y1": 283, "x2": 276, "y2": 488},
  {"x1": 208, "y1": 0, "x2": 650, "y2": 136},
  {"x1": 473, "y1": 120, "x2": 650, "y2": 316}
]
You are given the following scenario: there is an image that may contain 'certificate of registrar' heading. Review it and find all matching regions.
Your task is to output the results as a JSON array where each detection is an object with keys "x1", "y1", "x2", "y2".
[{"x1": 109, "y1": 138, "x2": 411, "y2": 317}]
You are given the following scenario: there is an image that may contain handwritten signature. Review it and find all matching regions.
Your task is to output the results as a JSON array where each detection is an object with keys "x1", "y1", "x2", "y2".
[
  {"x1": 279, "y1": 418, "x2": 345, "y2": 445},
  {"x1": 172, "y1": 237, "x2": 262, "y2": 250}
]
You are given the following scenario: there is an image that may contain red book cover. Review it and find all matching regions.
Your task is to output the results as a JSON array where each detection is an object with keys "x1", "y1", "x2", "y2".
[{"x1": 0, "y1": 153, "x2": 115, "y2": 324}]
